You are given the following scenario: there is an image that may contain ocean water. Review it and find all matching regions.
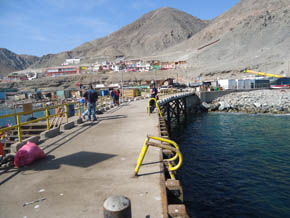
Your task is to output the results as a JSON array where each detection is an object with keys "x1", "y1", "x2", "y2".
[
  {"x1": 0, "y1": 108, "x2": 55, "y2": 128},
  {"x1": 176, "y1": 113, "x2": 290, "y2": 218}
]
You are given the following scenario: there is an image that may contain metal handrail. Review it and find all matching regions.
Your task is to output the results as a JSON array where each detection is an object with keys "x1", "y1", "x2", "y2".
[
  {"x1": 0, "y1": 101, "x2": 82, "y2": 143},
  {"x1": 148, "y1": 98, "x2": 163, "y2": 119},
  {"x1": 134, "y1": 135, "x2": 183, "y2": 179}
]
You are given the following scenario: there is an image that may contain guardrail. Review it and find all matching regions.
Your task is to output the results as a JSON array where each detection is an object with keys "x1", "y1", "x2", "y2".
[
  {"x1": 147, "y1": 98, "x2": 163, "y2": 119},
  {"x1": 134, "y1": 135, "x2": 183, "y2": 179},
  {"x1": 0, "y1": 101, "x2": 82, "y2": 143}
]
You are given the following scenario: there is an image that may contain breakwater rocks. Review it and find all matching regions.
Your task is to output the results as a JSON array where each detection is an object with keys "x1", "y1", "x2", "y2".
[{"x1": 201, "y1": 89, "x2": 290, "y2": 114}]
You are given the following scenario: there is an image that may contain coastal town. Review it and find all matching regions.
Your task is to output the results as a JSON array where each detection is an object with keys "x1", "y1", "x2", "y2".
[
  {"x1": 1, "y1": 0, "x2": 290, "y2": 217},
  {"x1": 0, "y1": 58, "x2": 187, "y2": 82}
]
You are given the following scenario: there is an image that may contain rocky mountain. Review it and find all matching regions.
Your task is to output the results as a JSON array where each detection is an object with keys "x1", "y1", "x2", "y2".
[
  {"x1": 0, "y1": 48, "x2": 39, "y2": 76},
  {"x1": 159, "y1": 0, "x2": 290, "y2": 79},
  {"x1": 31, "y1": 7, "x2": 209, "y2": 68}
]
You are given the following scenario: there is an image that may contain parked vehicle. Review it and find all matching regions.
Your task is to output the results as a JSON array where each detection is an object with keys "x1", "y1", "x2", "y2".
[{"x1": 270, "y1": 77, "x2": 290, "y2": 89}]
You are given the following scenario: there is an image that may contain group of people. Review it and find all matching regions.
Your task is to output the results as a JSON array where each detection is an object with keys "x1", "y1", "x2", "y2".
[
  {"x1": 81, "y1": 81, "x2": 159, "y2": 121},
  {"x1": 81, "y1": 85, "x2": 120, "y2": 121}
]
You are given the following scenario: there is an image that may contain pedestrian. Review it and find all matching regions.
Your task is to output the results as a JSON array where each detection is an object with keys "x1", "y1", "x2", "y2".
[
  {"x1": 80, "y1": 97, "x2": 89, "y2": 119},
  {"x1": 149, "y1": 81, "x2": 158, "y2": 113},
  {"x1": 111, "y1": 88, "x2": 120, "y2": 106},
  {"x1": 83, "y1": 85, "x2": 98, "y2": 121}
]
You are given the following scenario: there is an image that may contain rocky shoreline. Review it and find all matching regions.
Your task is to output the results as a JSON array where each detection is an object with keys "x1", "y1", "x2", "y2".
[{"x1": 201, "y1": 89, "x2": 290, "y2": 114}]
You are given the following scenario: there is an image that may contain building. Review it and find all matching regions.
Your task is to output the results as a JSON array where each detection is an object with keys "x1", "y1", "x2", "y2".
[
  {"x1": 62, "y1": 58, "x2": 81, "y2": 66},
  {"x1": 46, "y1": 66, "x2": 80, "y2": 77},
  {"x1": 161, "y1": 62, "x2": 175, "y2": 70},
  {"x1": 6, "y1": 73, "x2": 28, "y2": 81}
]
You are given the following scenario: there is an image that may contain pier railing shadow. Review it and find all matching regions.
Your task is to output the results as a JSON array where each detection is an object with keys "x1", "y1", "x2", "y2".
[
  {"x1": 0, "y1": 111, "x2": 128, "y2": 185},
  {"x1": 22, "y1": 151, "x2": 116, "y2": 172}
]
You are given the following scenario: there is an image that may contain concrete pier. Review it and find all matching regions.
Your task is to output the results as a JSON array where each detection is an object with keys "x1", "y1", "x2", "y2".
[{"x1": 0, "y1": 100, "x2": 164, "y2": 218}]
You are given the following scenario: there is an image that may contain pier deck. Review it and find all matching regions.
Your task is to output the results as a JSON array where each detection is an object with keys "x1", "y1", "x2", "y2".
[{"x1": 0, "y1": 100, "x2": 164, "y2": 218}]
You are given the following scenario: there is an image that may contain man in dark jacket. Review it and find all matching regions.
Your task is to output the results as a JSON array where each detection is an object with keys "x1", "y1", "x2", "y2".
[{"x1": 83, "y1": 85, "x2": 98, "y2": 121}]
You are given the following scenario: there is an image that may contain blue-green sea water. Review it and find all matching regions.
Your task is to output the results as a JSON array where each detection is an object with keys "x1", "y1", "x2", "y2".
[
  {"x1": 0, "y1": 108, "x2": 55, "y2": 128},
  {"x1": 176, "y1": 113, "x2": 290, "y2": 218}
]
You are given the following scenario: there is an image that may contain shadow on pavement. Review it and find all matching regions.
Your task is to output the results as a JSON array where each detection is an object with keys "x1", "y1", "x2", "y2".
[
  {"x1": 0, "y1": 151, "x2": 116, "y2": 185},
  {"x1": 137, "y1": 170, "x2": 163, "y2": 177},
  {"x1": 98, "y1": 115, "x2": 127, "y2": 121},
  {"x1": 25, "y1": 151, "x2": 116, "y2": 171}
]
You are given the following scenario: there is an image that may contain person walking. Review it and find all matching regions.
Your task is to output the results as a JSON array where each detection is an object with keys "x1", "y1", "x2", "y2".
[
  {"x1": 149, "y1": 81, "x2": 158, "y2": 113},
  {"x1": 111, "y1": 88, "x2": 120, "y2": 106},
  {"x1": 83, "y1": 85, "x2": 98, "y2": 121}
]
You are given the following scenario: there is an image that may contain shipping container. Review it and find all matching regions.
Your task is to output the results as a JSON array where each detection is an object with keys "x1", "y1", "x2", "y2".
[
  {"x1": 218, "y1": 79, "x2": 236, "y2": 90},
  {"x1": 236, "y1": 80, "x2": 245, "y2": 89}
]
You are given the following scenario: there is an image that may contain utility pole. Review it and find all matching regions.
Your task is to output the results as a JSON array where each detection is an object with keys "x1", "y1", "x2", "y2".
[{"x1": 121, "y1": 70, "x2": 124, "y2": 104}]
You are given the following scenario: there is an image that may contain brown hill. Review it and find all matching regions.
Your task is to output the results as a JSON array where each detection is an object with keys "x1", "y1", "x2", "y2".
[
  {"x1": 159, "y1": 0, "x2": 290, "y2": 79},
  {"x1": 31, "y1": 7, "x2": 209, "y2": 68},
  {"x1": 0, "y1": 48, "x2": 39, "y2": 76}
]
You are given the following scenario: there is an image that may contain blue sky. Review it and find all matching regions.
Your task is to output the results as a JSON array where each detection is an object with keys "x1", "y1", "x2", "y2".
[{"x1": 0, "y1": 0, "x2": 240, "y2": 57}]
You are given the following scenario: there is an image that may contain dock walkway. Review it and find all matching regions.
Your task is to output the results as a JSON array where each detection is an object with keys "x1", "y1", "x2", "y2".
[{"x1": 0, "y1": 99, "x2": 164, "y2": 218}]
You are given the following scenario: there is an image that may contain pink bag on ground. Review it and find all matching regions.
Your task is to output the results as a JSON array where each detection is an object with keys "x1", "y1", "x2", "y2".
[{"x1": 14, "y1": 141, "x2": 46, "y2": 167}]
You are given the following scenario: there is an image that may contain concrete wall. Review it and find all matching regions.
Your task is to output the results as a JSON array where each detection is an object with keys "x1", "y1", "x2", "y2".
[
  {"x1": 186, "y1": 94, "x2": 201, "y2": 114},
  {"x1": 199, "y1": 90, "x2": 235, "y2": 103},
  {"x1": 199, "y1": 89, "x2": 265, "y2": 103}
]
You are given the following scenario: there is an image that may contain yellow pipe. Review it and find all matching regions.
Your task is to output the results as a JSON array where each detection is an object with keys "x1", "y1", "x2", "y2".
[
  {"x1": 134, "y1": 137, "x2": 149, "y2": 175},
  {"x1": 148, "y1": 98, "x2": 163, "y2": 119},
  {"x1": 16, "y1": 114, "x2": 22, "y2": 143},
  {"x1": 244, "y1": 69, "x2": 284, "y2": 78},
  {"x1": 149, "y1": 135, "x2": 179, "y2": 161},
  {"x1": 168, "y1": 162, "x2": 176, "y2": 179},
  {"x1": 78, "y1": 102, "x2": 81, "y2": 117},
  {"x1": 45, "y1": 108, "x2": 50, "y2": 130},
  {"x1": 134, "y1": 136, "x2": 183, "y2": 176},
  {"x1": 148, "y1": 136, "x2": 182, "y2": 171}
]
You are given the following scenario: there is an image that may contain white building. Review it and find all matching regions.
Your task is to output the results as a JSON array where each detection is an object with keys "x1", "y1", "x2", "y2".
[{"x1": 62, "y1": 58, "x2": 81, "y2": 66}]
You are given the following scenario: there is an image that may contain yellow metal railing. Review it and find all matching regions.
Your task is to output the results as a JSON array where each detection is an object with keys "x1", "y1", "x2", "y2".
[
  {"x1": 0, "y1": 102, "x2": 82, "y2": 143},
  {"x1": 148, "y1": 98, "x2": 163, "y2": 119},
  {"x1": 134, "y1": 135, "x2": 183, "y2": 179}
]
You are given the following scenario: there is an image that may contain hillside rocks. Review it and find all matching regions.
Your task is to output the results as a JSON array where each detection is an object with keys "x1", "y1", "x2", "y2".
[
  {"x1": 0, "y1": 48, "x2": 39, "y2": 76},
  {"x1": 204, "y1": 89, "x2": 290, "y2": 114}
]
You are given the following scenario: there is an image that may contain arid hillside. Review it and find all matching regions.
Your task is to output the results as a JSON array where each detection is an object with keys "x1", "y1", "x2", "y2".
[
  {"x1": 157, "y1": 0, "x2": 290, "y2": 80},
  {"x1": 30, "y1": 7, "x2": 209, "y2": 68},
  {"x1": 0, "y1": 48, "x2": 39, "y2": 76}
]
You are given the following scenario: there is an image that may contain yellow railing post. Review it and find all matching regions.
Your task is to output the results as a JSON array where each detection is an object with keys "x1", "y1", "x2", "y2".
[
  {"x1": 134, "y1": 137, "x2": 149, "y2": 176},
  {"x1": 78, "y1": 102, "x2": 81, "y2": 117},
  {"x1": 134, "y1": 136, "x2": 183, "y2": 178},
  {"x1": 64, "y1": 104, "x2": 68, "y2": 123},
  {"x1": 148, "y1": 98, "x2": 163, "y2": 119},
  {"x1": 16, "y1": 113, "x2": 22, "y2": 143},
  {"x1": 45, "y1": 107, "x2": 50, "y2": 130}
]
